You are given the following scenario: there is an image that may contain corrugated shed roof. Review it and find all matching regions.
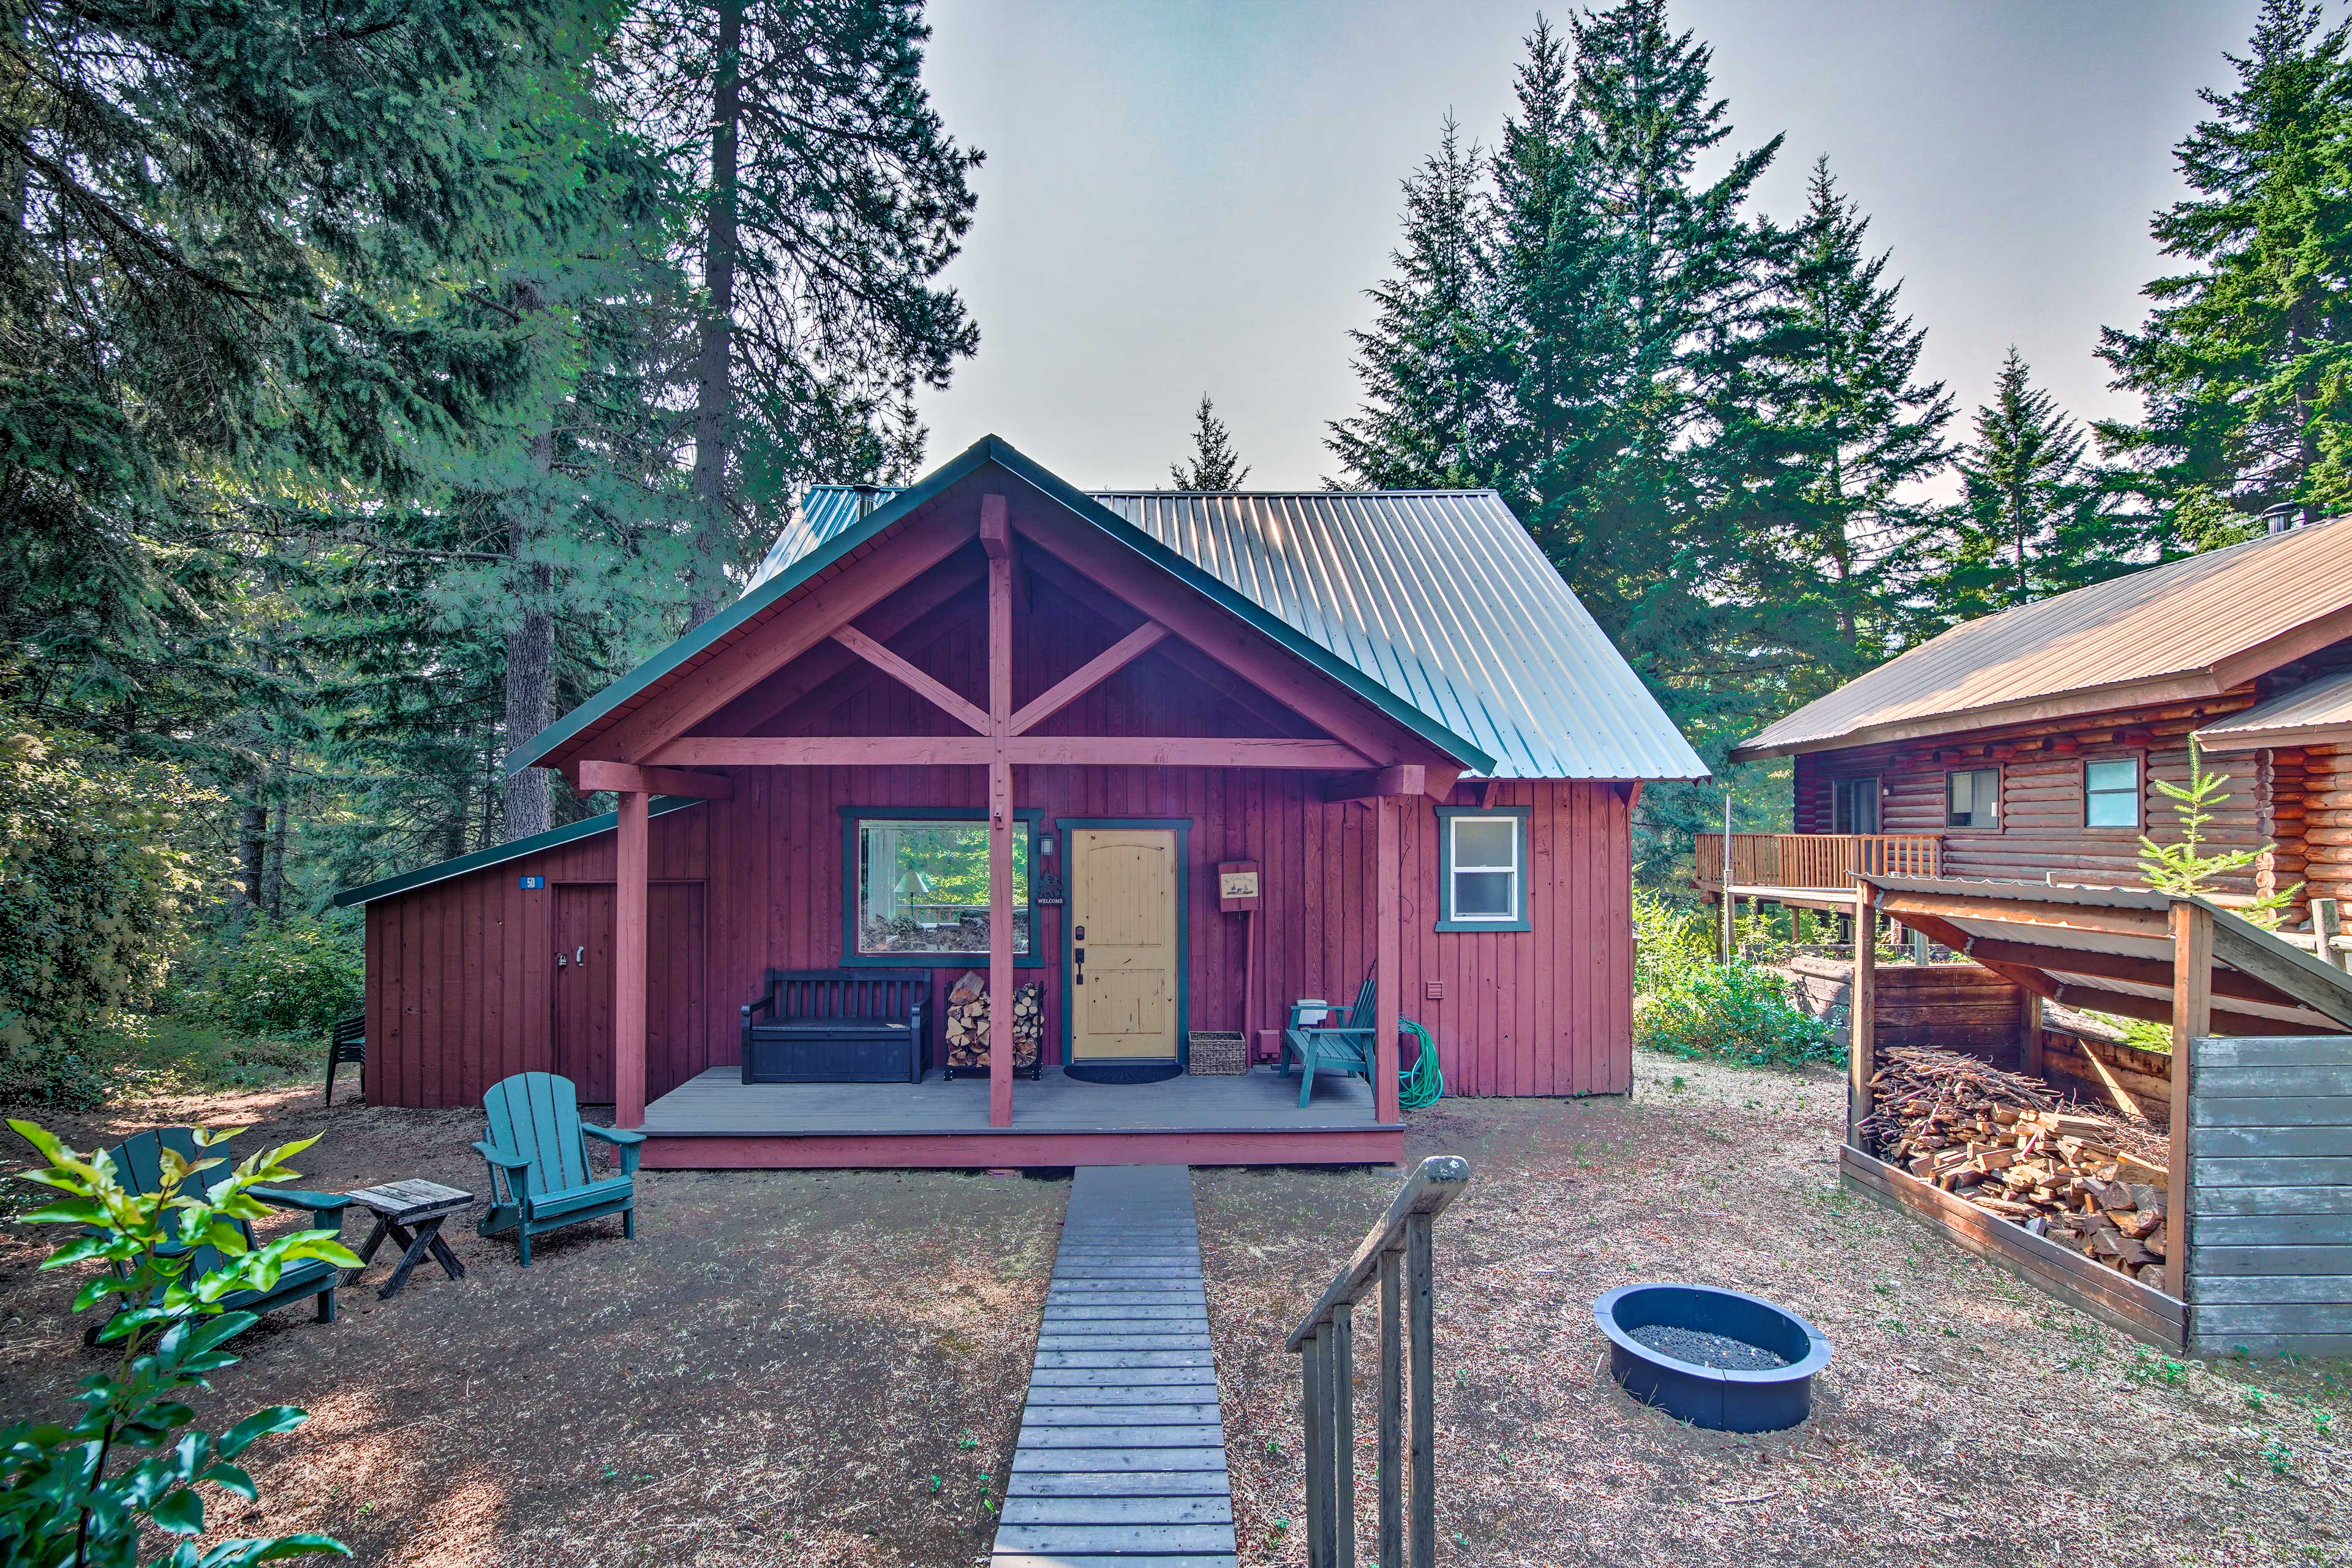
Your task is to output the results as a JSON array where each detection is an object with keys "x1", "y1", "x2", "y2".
[
  {"x1": 753, "y1": 483, "x2": 1705, "y2": 781},
  {"x1": 1733, "y1": 516, "x2": 2352, "y2": 759},
  {"x1": 2195, "y1": 665, "x2": 2352, "y2": 751}
]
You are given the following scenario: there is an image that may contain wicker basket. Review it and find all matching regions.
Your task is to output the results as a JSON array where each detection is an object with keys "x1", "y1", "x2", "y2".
[{"x1": 1187, "y1": 1030, "x2": 1247, "y2": 1076}]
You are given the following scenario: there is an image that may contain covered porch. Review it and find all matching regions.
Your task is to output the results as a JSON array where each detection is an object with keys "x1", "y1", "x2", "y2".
[{"x1": 516, "y1": 440, "x2": 1494, "y2": 1167}]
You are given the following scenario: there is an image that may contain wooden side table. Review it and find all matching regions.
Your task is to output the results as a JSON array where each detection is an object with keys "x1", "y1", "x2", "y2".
[{"x1": 343, "y1": 1180, "x2": 473, "y2": 1300}]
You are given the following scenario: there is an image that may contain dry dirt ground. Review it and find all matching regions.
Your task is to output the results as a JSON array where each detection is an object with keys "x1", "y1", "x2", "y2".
[
  {"x1": 1197, "y1": 1052, "x2": 2352, "y2": 1568},
  {"x1": 4, "y1": 1058, "x2": 2347, "y2": 1568},
  {"x1": 0, "y1": 1084, "x2": 1061, "y2": 1567}
]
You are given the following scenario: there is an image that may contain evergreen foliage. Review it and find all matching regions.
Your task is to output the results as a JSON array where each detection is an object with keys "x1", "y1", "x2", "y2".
[
  {"x1": 2100, "y1": 0, "x2": 2352, "y2": 541},
  {"x1": 1169, "y1": 396, "x2": 1251, "y2": 489},
  {"x1": 2139, "y1": 738, "x2": 2300, "y2": 927}
]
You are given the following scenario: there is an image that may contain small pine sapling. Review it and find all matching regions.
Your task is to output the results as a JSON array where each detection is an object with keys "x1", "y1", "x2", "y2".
[{"x1": 2137, "y1": 739, "x2": 2300, "y2": 927}]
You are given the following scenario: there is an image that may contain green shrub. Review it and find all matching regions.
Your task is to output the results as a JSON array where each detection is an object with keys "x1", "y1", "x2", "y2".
[
  {"x1": 1637, "y1": 959, "x2": 1842, "y2": 1070},
  {"x1": 194, "y1": 919, "x2": 364, "y2": 1040},
  {"x1": 0, "y1": 722, "x2": 217, "y2": 1103},
  {"x1": 1632, "y1": 889, "x2": 1713, "y2": 997}
]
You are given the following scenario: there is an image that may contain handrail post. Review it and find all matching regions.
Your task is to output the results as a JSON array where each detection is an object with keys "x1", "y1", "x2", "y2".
[
  {"x1": 1302, "y1": 1324, "x2": 1329, "y2": 1568},
  {"x1": 1378, "y1": 1248, "x2": 1403, "y2": 1568},
  {"x1": 1406, "y1": 1210, "x2": 1436, "y2": 1568},
  {"x1": 1332, "y1": 1302, "x2": 1356, "y2": 1568}
]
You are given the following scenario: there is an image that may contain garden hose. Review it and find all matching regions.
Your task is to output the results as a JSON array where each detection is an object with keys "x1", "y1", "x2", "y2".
[{"x1": 1398, "y1": 1019, "x2": 1444, "y2": 1110}]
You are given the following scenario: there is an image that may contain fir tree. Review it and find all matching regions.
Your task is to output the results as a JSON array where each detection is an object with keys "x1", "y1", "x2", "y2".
[
  {"x1": 1327, "y1": 119, "x2": 1497, "y2": 489},
  {"x1": 1169, "y1": 396, "x2": 1251, "y2": 489},
  {"x1": 2099, "y1": 0, "x2": 2352, "y2": 541},
  {"x1": 1920, "y1": 349, "x2": 2130, "y2": 624},
  {"x1": 608, "y1": 0, "x2": 983, "y2": 625}
]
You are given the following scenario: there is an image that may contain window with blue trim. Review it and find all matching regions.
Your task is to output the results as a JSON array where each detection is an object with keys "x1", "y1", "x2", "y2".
[
  {"x1": 1435, "y1": 807, "x2": 1532, "y2": 932},
  {"x1": 849, "y1": 814, "x2": 1032, "y2": 959}
]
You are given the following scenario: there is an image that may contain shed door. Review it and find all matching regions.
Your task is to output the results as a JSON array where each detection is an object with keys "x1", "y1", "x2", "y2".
[
  {"x1": 1068, "y1": 829, "x2": 1179, "y2": 1061},
  {"x1": 552, "y1": 881, "x2": 706, "y2": 1104}
]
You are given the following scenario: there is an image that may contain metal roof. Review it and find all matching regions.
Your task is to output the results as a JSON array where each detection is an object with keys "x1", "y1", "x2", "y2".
[
  {"x1": 330, "y1": 796, "x2": 707, "y2": 908},
  {"x1": 2195, "y1": 665, "x2": 2352, "y2": 752},
  {"x1": 1734, "y1": 517, "x2": 2352, "y2": 760},
  {"x1": 754, "y1": 475, "x2": 1705, "y2": 782}
]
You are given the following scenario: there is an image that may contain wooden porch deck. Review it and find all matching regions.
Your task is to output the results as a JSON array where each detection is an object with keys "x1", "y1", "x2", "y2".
[{"x1": 637, "y1": 1065, "x2": 1401, "y2": 1170}]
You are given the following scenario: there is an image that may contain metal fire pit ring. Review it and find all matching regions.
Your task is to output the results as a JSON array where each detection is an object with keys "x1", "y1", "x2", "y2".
[{"x1": 1594, "y1": 1283, "x2": 1833, "y2": 1433}]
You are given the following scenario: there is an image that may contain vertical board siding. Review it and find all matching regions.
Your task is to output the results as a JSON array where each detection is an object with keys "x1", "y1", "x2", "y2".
[{"x1": 360, "y1": 565, "x2": 1637, "y2": 1107}]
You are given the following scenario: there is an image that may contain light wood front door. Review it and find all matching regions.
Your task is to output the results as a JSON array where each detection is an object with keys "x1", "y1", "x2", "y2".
[{"x1": 1068, "y1": 829, "x2": 1180, "y2": 1061}]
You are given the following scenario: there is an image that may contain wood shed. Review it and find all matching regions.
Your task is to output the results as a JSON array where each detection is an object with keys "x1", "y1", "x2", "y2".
[{"x1": 1836, "y1": 875, "x2": 2352, "y2": 1359}]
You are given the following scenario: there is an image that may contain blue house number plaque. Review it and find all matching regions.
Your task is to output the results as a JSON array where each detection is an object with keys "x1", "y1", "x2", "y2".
[{"x1": 519, "y1": 875, "x2": 546, "y2": 889}]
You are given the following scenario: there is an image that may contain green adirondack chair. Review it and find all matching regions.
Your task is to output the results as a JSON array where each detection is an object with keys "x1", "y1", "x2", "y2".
[
  {"x1": 84, "y1": 1127, "x2": 352, "y2": 1343},
  {"x1": 473, "y1": 1072, "x2": 643, "y2": 1266},
  {"x1": 1281, "y1": 971, "x2": 1380, "y2": 1108}
]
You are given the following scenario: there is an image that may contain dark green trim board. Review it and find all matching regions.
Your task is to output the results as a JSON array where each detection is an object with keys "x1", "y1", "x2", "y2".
[
  {"x1": 330, "y1": 797, "x2": 709, "y2": 908},
  {"x1": 1054, "y1": 818, "x2": 1192, "y2": 1066},
  {"x1": 505, "y1": 434, "x2": 1494, "y2": 777},
  {"x1": 1433, "y1": 804, "x2": 1533, "y2": 933},
  {"x1": 838, "y1": 807, "x2": 1046, "y2": 969}
]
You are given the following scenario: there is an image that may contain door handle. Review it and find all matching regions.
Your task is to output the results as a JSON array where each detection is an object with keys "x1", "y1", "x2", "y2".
[
  {"x1": 1074, "y1": 946, "x2": 1085, "y2": 986},
  {"x1": 576, "y1": 946, "x2": 586, "y2": 965}
]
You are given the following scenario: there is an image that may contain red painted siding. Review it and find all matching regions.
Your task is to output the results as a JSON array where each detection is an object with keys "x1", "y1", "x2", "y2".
[{"x1": 361, "y1": 560, "x2": 1637, "y2": 1107}]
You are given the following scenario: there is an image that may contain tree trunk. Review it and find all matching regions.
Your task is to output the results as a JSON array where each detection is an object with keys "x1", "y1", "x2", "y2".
[
  {"x1": 238, "y1": 790, "x2": 268, "y2": 911},
  {"x1": 265, "y1": 767, "x2": 290, "y2": 921},
  {"x1": 687, "y1": 0, "x2": 744, "y2": 630},
  {"x1": 503, "y1": 312, "x2": 558, "y2": 842}
]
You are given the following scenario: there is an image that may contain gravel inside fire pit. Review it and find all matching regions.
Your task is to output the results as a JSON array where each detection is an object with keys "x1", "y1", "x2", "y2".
[{"x1": 1627, "y1": 1324, "x2": 1791, "y2": 1371}]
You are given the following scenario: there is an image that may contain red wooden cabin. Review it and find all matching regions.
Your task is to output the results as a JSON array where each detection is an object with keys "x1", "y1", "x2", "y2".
[{"x1": 334, "y1": 437, "x2": 1705, "y2": 1167}]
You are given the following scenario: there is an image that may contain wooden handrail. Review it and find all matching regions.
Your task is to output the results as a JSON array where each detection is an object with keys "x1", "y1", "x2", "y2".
[
  {"x1": 1692, "y1": 832, "x2": 1942, "y2": 889},
  {"x1": 1288, "y1": 1154, "x2": 1469, "y2": 1568}
]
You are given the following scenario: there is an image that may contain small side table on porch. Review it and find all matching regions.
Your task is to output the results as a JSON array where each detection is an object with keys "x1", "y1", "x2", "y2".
[{"x1": 343, "y1": 1180, "x2": 473, "y2": 1300}]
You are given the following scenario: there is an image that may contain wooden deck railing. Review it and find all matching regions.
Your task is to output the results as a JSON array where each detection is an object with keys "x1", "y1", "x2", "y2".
[
  {"x1": 1286, "y1": 1154, "x2": 1470, "y2": 1568},
  {"x1": 1694, "y1": 832, "x2": 1942, "y2": 889}
]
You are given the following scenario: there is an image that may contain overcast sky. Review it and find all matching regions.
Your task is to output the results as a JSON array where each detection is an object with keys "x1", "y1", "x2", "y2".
[{"x1": 907, "y1": 0, "x2": 2264, "y2": 491}]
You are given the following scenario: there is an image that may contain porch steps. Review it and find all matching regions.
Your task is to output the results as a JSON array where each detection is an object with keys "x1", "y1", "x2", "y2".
[{"x1": 992, "y1": 1164, "x2": 1238, "y2": 1568}]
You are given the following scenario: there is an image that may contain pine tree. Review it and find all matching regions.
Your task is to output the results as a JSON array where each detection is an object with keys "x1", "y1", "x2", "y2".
[
  {"x1": 1920, "y1": 349, "x2": 2131, "y2": 624},
  {"x1": 1327, "y1": 119, "x2": 1496, "y2": 489},
  {"x1": 608, "y1": 0, "x2": 983, "y2": 625},
  {"x1": 2099, "y1": 0, "x2": 2352, "y2": 540},
  {"x1": 1739, "y1": 158, "x2": 1953, "y2": 671},
  {"x1": 1169, "y1": 396, "x2": 1251, "y2": 489}
]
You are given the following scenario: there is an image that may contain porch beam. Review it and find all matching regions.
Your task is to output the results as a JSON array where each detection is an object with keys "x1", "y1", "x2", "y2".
[
  {"x1": 1956, "y1": 934, "x2": 2305, "y2": 1011},
  {"x1": 615, "y1": 790, "x2": 650, "y2": 1128},
  {"x1": 587, "y1": 505, "x2": 974, "y2": 764},
  {"x1": 644, "y1": 735, "x2": 1376, "y2": 769},
  {"x1": 829, "y1": 625, "x2": 990, "y2": 734},
  {"x1": 707, "y1": 564, "x2": 987, "y2": 737},
  {"x1": 568, "y1": 760, "x2": 733, "y2": 800},
  {"x1": 1008, "y1": 621, "x2": 1169, "y2": 735},
  {"x1": 988, "y1": 507, "x2": 1016, "y2": 1129},
  {"x1": 1326, "y1": 766, "x2": 1430, "y2": 804}
]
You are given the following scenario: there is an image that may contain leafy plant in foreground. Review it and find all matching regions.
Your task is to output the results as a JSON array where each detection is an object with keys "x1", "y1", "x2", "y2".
[{"x1": 0, "y1": 1122, "x2": 361, "y2": 1566}]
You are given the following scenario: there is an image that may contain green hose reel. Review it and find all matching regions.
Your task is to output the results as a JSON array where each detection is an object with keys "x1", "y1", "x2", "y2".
[{"x1": 1398, "y1": 1019, "x2": 1444, "y2": 1110}]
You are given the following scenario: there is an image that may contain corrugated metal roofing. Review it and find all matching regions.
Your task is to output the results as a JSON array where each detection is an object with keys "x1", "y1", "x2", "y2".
[
  {"x1": 752, "y1": 483, "x2": 1705, "y2": 781},
  {"x1": 1733, "y1": 516, "x2": 2352, "y2": 760},
  {"x1": 2195, "y1": 666, "x2": 2352, "y2": 752}
]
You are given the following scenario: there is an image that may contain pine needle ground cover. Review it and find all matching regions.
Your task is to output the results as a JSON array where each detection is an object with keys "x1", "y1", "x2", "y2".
[
  {"x1": 0, "y1": 1083, "x2": 1060, "y2": 1567},
  {"x1": 1195, "y1": 1054, "x2": 2350, "y2": 1568}
]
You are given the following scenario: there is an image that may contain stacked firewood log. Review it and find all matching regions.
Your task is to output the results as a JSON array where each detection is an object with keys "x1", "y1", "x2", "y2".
[
  {"x1": 1858, "y1": 1047, "x2": 2172, "y2": 1285},
  {"x1": 944, "y1": 971, "x2": 1042, "y2": 1074}
]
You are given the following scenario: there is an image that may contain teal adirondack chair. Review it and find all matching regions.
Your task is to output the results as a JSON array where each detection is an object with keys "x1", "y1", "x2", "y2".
[
  {"x1": 1281, "y1": 971, "x2": 1380, "y2": 1108},
  {"x1": 473, "y1": 1072, "x2": 643, "y2": 1266},
  {"x1": 85, "y1": 1127, "x2": 352, "y2": 1343}
]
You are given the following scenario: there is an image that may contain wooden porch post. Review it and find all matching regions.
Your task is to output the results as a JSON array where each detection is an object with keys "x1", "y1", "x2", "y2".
[
  {"x1": 985, "y1": 494, "x2": 1016, "y2": 1129},
  {"x1": 2166, "y1": 900, "x2": 2212, "y2": 1300},
  {"x1": 1848, "y1": 882, "x2": 1875, "y2": 1147},
  {"x1": 616, "y1": 788, "x2": 649, "y2": 1128},
  {"x1": 1375, "y1": 794, "x2": 1401, "y2": 1125}
]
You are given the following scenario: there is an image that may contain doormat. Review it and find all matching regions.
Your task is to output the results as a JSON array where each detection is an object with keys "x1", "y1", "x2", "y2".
[{"x1": 1062, "y1": 1061, "x2": 1183, "y2": 1085}]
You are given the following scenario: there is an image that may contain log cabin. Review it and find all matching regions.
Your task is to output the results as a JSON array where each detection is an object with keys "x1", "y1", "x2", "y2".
[
  {"x1": 1710, "y1": 511, "x2": 2352, "y2": 936},
  {"x1": 333, "y1": 435, "x2": 1706, "y2": 1168}
]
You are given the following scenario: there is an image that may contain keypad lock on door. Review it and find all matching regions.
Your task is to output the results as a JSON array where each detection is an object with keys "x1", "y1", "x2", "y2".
[{"x1": 1073, "y1": 927, "x2": 1085, "y2": 986}]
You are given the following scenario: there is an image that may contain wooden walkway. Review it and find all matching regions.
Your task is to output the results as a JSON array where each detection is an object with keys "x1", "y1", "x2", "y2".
[{"x1": 993, "y1": 1166, "x2": 1237, "y2": 1568}]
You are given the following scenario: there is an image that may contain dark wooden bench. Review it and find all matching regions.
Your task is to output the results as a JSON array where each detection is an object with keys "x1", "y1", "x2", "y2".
[
  {"x1": 741, "y1": 968, "x2": 930, "y2": 1084},
  {"x1": 325, "y1": 1012, "x2": 365, "y2": 1106}
]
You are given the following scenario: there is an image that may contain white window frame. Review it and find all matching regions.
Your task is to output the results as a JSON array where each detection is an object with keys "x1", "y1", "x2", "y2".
[{"x1": 1437, "y1": 809, "x2": 1529, "y2": 931}]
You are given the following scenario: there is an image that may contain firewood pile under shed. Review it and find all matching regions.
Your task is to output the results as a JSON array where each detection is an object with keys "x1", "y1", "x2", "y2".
[{"x1": 1857, "y1": 1047, "x2": 2174, "y2": 1285}]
